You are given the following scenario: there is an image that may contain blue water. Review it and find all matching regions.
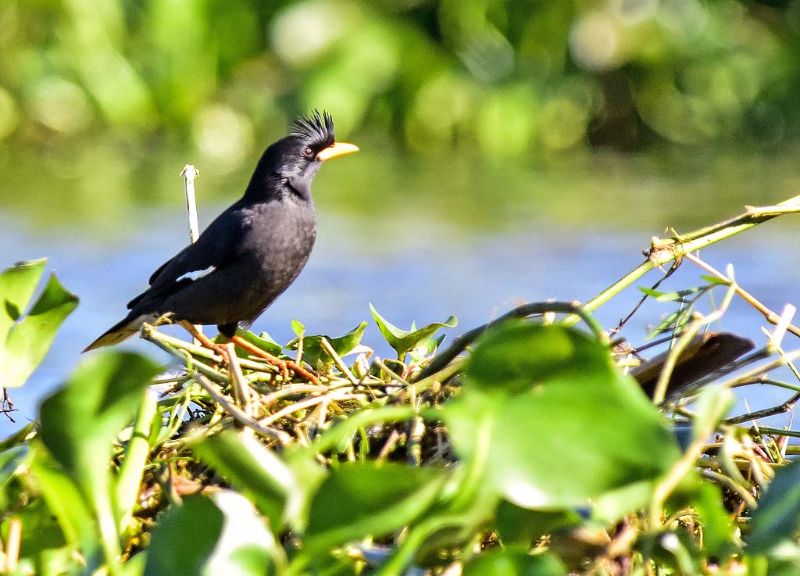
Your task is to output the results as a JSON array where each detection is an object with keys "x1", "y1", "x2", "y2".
[{"x1": 3, "y1": 196, "x2": 800, "y2": 435}]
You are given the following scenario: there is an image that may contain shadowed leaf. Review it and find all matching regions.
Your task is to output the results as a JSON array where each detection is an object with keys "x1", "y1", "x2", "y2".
[{"x1": 748, "y1": 460, "x2": 800, "y2": 554}]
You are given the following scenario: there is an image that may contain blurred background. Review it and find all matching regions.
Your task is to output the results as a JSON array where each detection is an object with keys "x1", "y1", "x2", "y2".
[{"x1": 2, "y1": 0, "x2": 800, "y2": 427}]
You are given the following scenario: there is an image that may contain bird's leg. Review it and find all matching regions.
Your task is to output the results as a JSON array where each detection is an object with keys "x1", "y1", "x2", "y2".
[
  {"x1": 230, "y1": 335, "x2": 320, "y2": 385},
  {"x1": 178, "y1": 321, "x2": 229, "y2": 364}
]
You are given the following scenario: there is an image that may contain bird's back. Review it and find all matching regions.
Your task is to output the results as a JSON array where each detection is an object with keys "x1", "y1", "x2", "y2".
[{"x1": 161, "y1": 196, "x2": 316, "y2": 327}]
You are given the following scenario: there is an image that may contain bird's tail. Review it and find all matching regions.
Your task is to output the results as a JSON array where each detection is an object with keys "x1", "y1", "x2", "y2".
[{"x1": 83, "y1": 313, "x2": 153, "y2": 352}]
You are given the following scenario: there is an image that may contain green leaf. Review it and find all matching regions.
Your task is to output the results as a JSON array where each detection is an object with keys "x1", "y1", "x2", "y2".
[
  {"x1": 370, "y1": 303, "x2": 457, "y2": 359},
  {"x1": 691, "y1": 483, "x2": 734, "y2": 557},
  {"x1": 193, "y1": 431, "x2": 294, "y2": 527},
  {"x1": 39, "y1": 351, "x2": 161, "y2": 485},
  {"x1": 232, "y1": 328, "x2": 283, "y2": 356},
  {"x1": 592, "y1": 479, "x2": 659, "y2": 524},
  {"x1": 496, "y1": 501, "x2": 581, "y2": 546},
  {"x1": 462, "y1": 549, "x2": 566, "y2": 575},
  {"x1": 304, "y1": 462, "x2": 446, "y2": 553},
  {"x1": 0, "y1": 258, "x2": 46, "y2": 337},
  {"x1": 29, "y1": 447, "x2": 97, "y2": 553},
  {"x1": 38, "y1": 351, "x2": 160, "y2": 562},
  {"x1": 287, "y1": 321, "x2": 368, "y2": 369},
  {"x1": 145, "y1": 492, "x2": 273, "y2": 576},
  {"x1": 748, "y1": 460, "x2": 800, "y2": 554},
  {"x1": 639, "y1": 530, "x2": 702, "y2": 575},
  {"x1": 1, "y1": 272, "x2": 78, "y2": 388},
  {"x1": 639, "y1": 286, "x2": 703, "y2": 302},
  {"x1": 444, "y1": 322, "x2": 680, "y2": 508}
]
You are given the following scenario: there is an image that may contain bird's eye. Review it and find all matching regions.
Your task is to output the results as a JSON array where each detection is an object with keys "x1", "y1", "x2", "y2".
[{"x1": 302, "y1": 146, "x2": 314, "y2": 158}]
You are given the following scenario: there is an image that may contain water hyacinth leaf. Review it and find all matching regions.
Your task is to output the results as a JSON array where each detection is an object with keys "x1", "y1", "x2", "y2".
[
  {"x1": 0, "y1": 258, "x2": 46, "y2": 336},
  {"x1": 0, "y1": 445, "x2": 28, "y2": 510},
  {"x1": 462, "y1": 549, "x2": 566, "y2": 575},
  {"x1": 145, "y1": 492, "x2": 273, "y2": 576},
  {"x1": 304, "y1": 462, "x2": 446, "y2": 553},
  {"x1": 748, "y1": 460, "x2": 800, "y2": 554},
  {"x1": 0, "y1": 445, "x2": 28, "y2": 486},
  {"x1": 496, "y1": 501, "x2": 582, "y2": 546},
  {"x1": 701, "y1": 275, "x2": 731, "y2": 286},
  {"x1": 445, "y1": 322, "x2": 680, "y2": 508},
  {"x1": 407, "y1": 332, "x2": 447, "y2": 364},
  {"x1": 193, "y1": 431, "x2": 294, "y2": 526},
  {"x1": 232, "y1": 328, "x2": 283, "y2": 356},
  {"x1": 639, "y1": 286, "x2": 704, "y2": 303},
  {"x1": 5, "y1": 497, "x2": 67, "y2": 557},
  {"x1": 1, "y1": 272, "x2": 78, "y2": 388},
  {"x1": 592, "y1": 479, "x2": 659, "y2": 524},
  {"x1": 691, "y1": 482, "x2": 734, "y2": 556},
  {"x1": 29, "y1": 448, "x2": 97, "y2": 552},
  {"x1": 287, "y1": 321, "x2": 368, "y2": 368},
  {"x1": 639, "y1": 531, "x2": 702, "y2": 574},
  {"x1": 370, "y1": 303, "x2": 457, "y2": 359},
  {"x1": 39, "y1": 351, "x2": 161, "y2": 484}
]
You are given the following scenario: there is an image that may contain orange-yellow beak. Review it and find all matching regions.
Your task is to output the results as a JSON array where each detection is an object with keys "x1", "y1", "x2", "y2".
[{"x1": 316, "y1": 141, "x2": 359, "y2": 162}]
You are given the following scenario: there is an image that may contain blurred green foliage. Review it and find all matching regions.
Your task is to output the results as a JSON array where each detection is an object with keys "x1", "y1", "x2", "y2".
[{"x1": 1, "y1": 0, "x2": 799, "y2": 165}]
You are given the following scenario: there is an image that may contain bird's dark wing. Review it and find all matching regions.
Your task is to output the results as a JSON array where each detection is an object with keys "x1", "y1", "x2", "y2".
[{"x1": 127, "y1": 206, "x2": 246, "y2": 310}]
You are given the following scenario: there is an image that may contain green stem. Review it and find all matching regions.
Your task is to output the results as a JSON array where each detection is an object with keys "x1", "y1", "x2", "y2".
[
  {"x1": 570, "y1": 195, "x2": 800, "y2": 324},
  {"x1": 116, "y1": 390, "x2": 157, "y2": 534}
]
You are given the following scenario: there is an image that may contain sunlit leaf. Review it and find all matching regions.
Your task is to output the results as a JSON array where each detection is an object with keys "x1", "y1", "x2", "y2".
[
  {"x1": 445, "y1": 322, "x2": 680, "y2": 508},
  {"x1": 287, "y1": 321, "x2": 368, "y2": 369},
  {"x1": 639, "y1": 286, "x2": 704, "y2": 302},
  {"x1": 592, "y1": 479, "x2": 658, "y2": 524},
  {"x1": 193, "y1": 431, "x2": 294, "y2": 526},
  {"x1": 0, "y1": 258, "x2": 46, "y2": 336},
  {"x1": 1, "y1": 271, "x2": 78, "y2": 388},
  {"x1": 304, "y1": 462, "x2": 446, "y2": 553},
  {"x1": 232, "y1": 328, "x2": 283, "y2": 356},
  {"x1": 370, "y1": 303, "x2": 457, "y2": 359},
  {"x1": 145, "y1": 491, "x2": 273, "y2": 576}
]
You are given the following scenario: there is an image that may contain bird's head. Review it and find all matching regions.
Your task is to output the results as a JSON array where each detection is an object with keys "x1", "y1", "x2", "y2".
[{"x1": 246, "y1": 111, "x2": 359, "y2": 201}]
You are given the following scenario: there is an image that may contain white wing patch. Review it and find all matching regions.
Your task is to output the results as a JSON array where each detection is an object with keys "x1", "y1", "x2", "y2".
[{"x1": 176, "y1": 266, "x2": 216, "y2": 283}]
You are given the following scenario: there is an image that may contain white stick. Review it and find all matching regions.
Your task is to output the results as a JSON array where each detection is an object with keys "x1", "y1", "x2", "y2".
[
  {"x1": 181, "y1": 165, "x2": 202, "y2": 337},
  {"x1": 181, "y1": 164, "x2": 200, "y2": 243}
]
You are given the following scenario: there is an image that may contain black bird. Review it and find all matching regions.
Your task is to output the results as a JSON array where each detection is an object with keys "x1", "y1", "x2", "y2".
[{"x1": 85, "y1": 111, "x2": 358, "y2": 353}]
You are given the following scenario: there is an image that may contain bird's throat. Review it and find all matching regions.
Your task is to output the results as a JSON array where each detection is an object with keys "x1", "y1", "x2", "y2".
[{"x1": 284, "y1": 176, "x2": 312, "y2": 201}]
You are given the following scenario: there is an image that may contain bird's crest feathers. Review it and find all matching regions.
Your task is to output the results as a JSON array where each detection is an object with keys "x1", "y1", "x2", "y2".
[{"x1": 292, "y1": 110, "x2": 335, "y2": 148}]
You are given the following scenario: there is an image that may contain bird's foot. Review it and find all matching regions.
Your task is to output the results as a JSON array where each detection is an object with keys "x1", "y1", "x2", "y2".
[
  {"x1": 153, "y1": 312, "x2": 176, "y2": 327},
  {"x1": 177, "y1": 321, "x2": 320, "y2": 384},
  {"x1": 230, "y1": 335, "x2": 321, "y2": 385}
]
